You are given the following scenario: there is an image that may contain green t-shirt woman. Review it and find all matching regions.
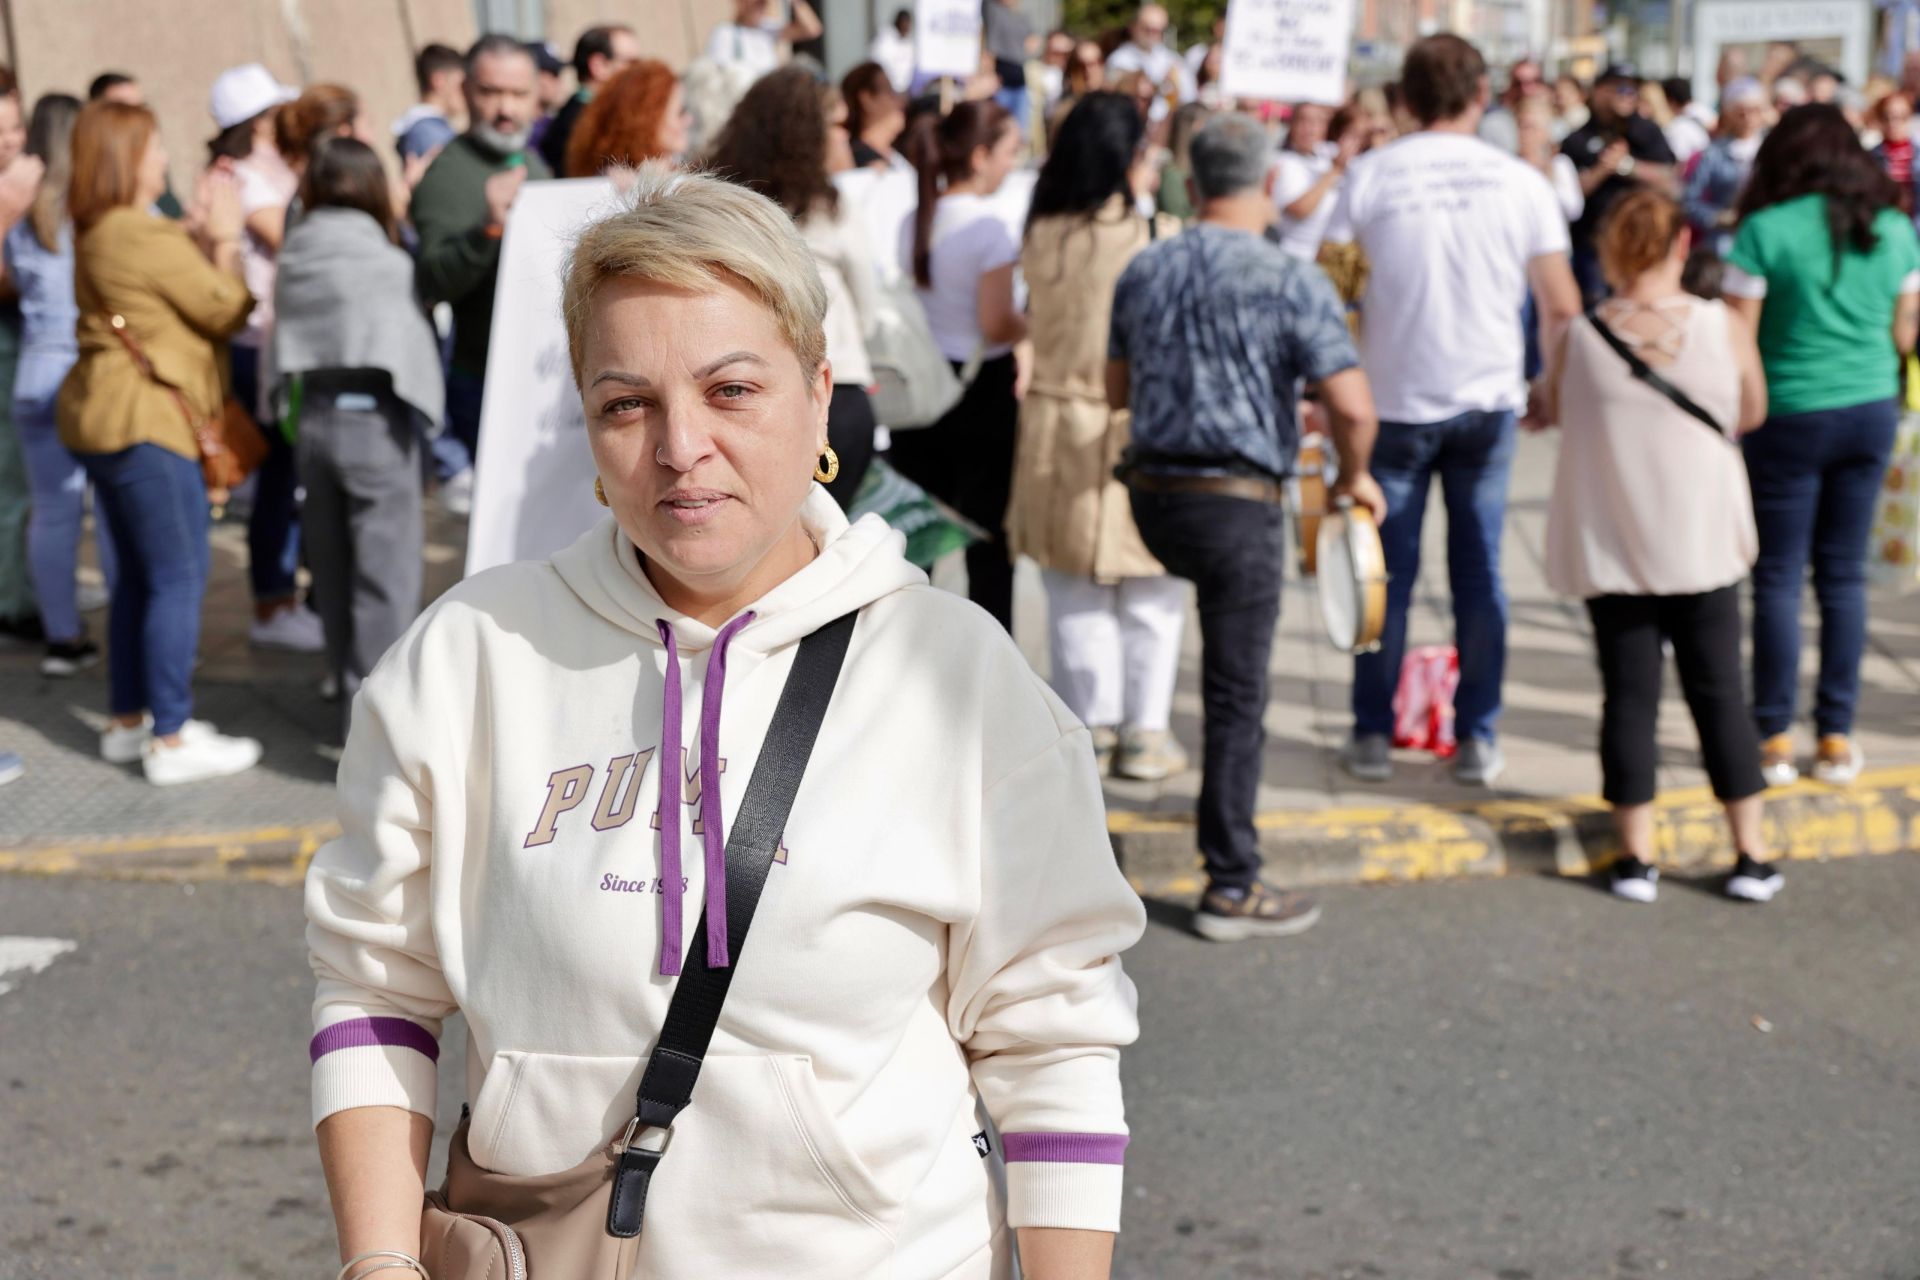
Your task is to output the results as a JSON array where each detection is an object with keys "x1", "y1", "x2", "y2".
[{"x1": 1720, "y1": 103, "x2": 1919, "y2": 788}]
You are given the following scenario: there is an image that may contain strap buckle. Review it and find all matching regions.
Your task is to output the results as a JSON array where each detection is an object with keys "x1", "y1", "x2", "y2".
[{"x1": 619, "y1": 1115, "x2": 673, "y2": 1156}]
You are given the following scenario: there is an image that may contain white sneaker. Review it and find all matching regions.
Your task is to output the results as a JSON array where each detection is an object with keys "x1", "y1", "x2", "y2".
[
  {"x1": 250, "y1": 605, "x2": 326, "y2": 653},
  {"x1": 440, "y1": 469, "x2": 475, "y2": 517},
  {"x1": 142, "y1": 724, "x2": 262, "y2": 786},
  {"x1": 76, "y1": 582, "x2": 110, "y2": 613},
  {"x1": 101, "y1": 715, "x2": 155, "y2": 764}
]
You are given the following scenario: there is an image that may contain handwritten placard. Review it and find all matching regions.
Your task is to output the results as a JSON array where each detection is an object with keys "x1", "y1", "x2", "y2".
[
  {"x1": 915, "y1": 0, "x2": 983, "y2": 79},
  {"x1": 1219, "y1": 0, "x2": 1356, "y2": 106}
]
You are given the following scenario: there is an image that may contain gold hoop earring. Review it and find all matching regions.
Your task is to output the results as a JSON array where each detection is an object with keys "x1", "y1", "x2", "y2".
[
  {"x1": 814, "y1": 445, "x2": 840, "y2": 485},
  {"x1": 594, "y1": 476, "x2": 610, "y2": 507}
]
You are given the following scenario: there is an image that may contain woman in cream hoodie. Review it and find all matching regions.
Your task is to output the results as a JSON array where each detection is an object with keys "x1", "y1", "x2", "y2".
[{"x1": 306, "y1": 165, "x2": 1145, "y2": 1279}]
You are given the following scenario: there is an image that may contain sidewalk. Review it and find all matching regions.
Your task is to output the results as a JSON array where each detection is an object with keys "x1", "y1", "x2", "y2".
[{"x1": 5, "y1": 433, "x2": 1919, "y2": 887}]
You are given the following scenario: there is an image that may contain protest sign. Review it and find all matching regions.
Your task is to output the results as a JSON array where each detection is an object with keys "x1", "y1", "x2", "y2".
[
  {"x1": 915, "y1": 0, "x2": 983, "y2": 78},
  {"x1": 466, "y1": 177, "x2": 620, "y2": 579},
  {"x1": 1218, "y1": 0, "x2": 1355, "y2": 106}
]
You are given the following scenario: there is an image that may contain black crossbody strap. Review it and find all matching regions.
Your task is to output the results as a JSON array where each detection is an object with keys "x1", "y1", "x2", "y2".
[
  {"x1": 606, "y1": 609, "x2": 858, "y2": 1239},
  {"x1": 1585, "y1": 308, "x2": 1730, "y2": 440}
]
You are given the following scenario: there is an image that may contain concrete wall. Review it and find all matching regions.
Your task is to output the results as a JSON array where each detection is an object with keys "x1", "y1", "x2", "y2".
[
  {"x1": 1, "y1": 0, "x2": 730, "y2": 197},
  {"x1": 5, "y1": 0, "x2": 474, "y2": 194}
]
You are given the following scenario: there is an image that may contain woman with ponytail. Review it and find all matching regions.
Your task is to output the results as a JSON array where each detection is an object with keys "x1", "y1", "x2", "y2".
[
  {"x1": 1008, "y1": 92, "x2": 1187, "y2": 781},
  {"x1": 1542, "y1": 189, "x2": 1776, "y2": 905},
  {"x1": 890, "y1": 99, "x2": 1027, "y2": 630},
  {"x1": 1724, "y1": 103, "x2": 1920, "y2": 788}
]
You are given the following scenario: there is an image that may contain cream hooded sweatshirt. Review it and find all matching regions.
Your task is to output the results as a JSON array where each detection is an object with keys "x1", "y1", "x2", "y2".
[{"x1": 306, "y1": 490, "x2": 1146, "y2": 1278}]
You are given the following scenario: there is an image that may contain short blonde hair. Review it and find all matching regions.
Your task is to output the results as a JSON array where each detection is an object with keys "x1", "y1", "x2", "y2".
[{"x1": 562, "y1": 163, "x2": 828, "y2": 381}]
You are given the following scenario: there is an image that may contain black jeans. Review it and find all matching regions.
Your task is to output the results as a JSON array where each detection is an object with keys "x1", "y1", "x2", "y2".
[
  {"x1": 1585, "y1": 586, "x2": 1765, "y2": 807},
  {"x1": 885, "y1": 353, "x2": 1018, "y2": 630},
  {"x1": 1129, "y1": 487, "x2": 1285, "y2": 892},
  {"x1": 824, "y1": 383, "x2": 877, "y2": 512}
]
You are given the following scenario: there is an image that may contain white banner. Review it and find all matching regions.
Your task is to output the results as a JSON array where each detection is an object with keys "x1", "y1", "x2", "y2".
[
  {"x1": 465, "y1": 178, "x2": 621, "y2": 578},
  {"x1": 1690, "y1": 0, "x2": 1871, "y2": 105},
  {"x1": 914, "y1": 0, "x2": 983, "y2": 79},
  {"x1": 1218, "y1": 0, "x2": 1355, "y2": 106}
]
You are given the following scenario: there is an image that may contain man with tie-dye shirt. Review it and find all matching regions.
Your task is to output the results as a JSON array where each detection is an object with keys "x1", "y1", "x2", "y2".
[{"x1": 1108, "y1": 112, "x2": 1383, "y2": 944}]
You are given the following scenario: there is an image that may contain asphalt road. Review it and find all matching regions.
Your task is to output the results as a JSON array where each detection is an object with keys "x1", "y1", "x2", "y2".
[{"x1": 2, "y1": 856, "x2": 1917, "y2": 1280}]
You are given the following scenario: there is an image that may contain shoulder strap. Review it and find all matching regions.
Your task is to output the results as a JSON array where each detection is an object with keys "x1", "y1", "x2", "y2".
[
  {"x1": 1585, "y1": 307, "x2": 1729, "y2": 439},
  {"x1": 105, "y1": 313, "x2": 206, "y2": 436},
  {"x1": 606, "y1": 609, "x2": 859, "y2": 1239}
]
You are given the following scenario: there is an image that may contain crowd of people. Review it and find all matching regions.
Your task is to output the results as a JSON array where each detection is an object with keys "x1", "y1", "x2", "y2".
[{"x1": 0, "y1": 15, "x2": 1911, "y2": 934}]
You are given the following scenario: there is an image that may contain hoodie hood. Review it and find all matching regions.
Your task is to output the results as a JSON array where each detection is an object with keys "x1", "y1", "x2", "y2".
[{"x1": 550, "y1": 486, "x2": 924, "y2": 975}]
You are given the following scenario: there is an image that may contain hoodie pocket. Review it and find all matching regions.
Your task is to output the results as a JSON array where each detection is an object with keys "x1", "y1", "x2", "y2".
[
  {"x1": 633, "y1": 1054, "x2": 899, "y2": 1277},
  {"x1": 467, "y1": 1049, "x2": 643, "y2": 1177},
  {"x1": 470, "y1": 1051, "x2": 899, "y2": 1274}
]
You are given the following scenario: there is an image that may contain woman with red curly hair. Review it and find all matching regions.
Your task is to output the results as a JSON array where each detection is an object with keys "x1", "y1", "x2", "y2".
[
  {"x1": 1542, "y1": 189, "x2": 1774, "y2": 905},
  {"x1": 564, "y1": 59, "x2": 690, "y2": 177}
]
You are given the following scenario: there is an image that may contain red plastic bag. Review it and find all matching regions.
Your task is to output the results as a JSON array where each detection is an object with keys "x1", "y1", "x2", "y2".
[{"x1": 1392, "y1": 645, "x2": 1460, "y2": 759}]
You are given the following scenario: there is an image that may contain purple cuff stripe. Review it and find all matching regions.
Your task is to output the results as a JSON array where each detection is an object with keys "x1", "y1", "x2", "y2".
[
  {"x1": 308, "y1": 1016, "x2": 440, "y2": 1064},
  {"x1": 1002, "y1": 1132, "x2": 1129, "y2": 1165}
]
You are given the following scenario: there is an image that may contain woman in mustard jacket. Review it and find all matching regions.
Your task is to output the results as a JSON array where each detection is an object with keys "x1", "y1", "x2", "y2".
[{"x1": 59, "y1": 101, "x2": 261, "y2": 786}]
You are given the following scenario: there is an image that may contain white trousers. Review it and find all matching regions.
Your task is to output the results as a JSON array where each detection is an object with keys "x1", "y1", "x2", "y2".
[{"x1": 1040, "y1": 568, "x2": 1188, "y2": 732}]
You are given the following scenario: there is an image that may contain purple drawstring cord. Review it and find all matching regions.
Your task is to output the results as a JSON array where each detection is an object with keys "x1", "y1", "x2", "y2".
[
  {"x1": 700, "y1": 612, "x2": 755, "y2": 968},
  {"x1": 655, "y1": 620, "x2": 685, "y2": 977},
  {"x1": 654, "y1": 611, "x2": 756, "y2": 974}
]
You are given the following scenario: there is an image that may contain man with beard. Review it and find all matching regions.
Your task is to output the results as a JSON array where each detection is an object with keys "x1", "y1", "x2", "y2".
[{"x1": 411, "y1": 34, "x2": 550, "y2": 483}]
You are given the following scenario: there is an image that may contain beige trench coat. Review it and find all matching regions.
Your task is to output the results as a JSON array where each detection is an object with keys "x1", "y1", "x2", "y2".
[{"x1": 1007, "y1": 197, "x2": 1179, "y2": 582}]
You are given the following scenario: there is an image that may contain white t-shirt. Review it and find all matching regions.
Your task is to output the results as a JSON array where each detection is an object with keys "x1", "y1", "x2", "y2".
[
  {"x1": 1665, "y1": 111, "x2": 1712, "y2": 167},
  {"x1": 898, "y1": 192, "x2": 1021, "y2": 362},
  {"x1": 1105, "y1": 41, "x2": 1191, "y2": 120},
  {"x1": 1325, "y1": 132, "x2": 1570, "y2": 423},
  {"x1": 706, "y1": 20, "x2": 784, "y2": 78},
  {"x1": 234, "y1": 149, "x2": 298, "y2": 350},
  {"x1": 870, "y1": 27, "x2": 914, "y2": 93},
  {"x1": 1272, "y1": 148, "x2": 1339, "y2": 261}
]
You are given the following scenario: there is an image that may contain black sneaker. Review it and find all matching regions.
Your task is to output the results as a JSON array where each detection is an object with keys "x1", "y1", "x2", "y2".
[
  {"x1": 0, "y1": 612, "x2": 45, "y2": 645},
  {"x1": 1609, "y1": 854, "x2": 1659, "y2": 904},
  {"x1": 1193, "y1": 881, "x2": 1322, "y2": 941},
  {"x1": 1726, "y1": 853, "x2": 1784, "y2": 903},
  {"x1": 41, "y1": 637, "x2": 101, "y2": 677}
]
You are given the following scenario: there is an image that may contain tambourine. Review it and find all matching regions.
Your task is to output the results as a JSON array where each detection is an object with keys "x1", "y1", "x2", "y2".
[
  {"x1": 1291, "y1": 432, "x2": 1330, "y2": 577},
  {"x1": 1315, "y1": 498, "x2": 1387, "y2": 654}
]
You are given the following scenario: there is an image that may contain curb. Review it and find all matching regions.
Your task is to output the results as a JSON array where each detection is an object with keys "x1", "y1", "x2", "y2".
[
  {"x1": 0, "y1": 823, "x2": 337, "y2": 886},
  {"x1": 6, "y1": 768, "x2": 1919, "y2": 892},
  {"x1": 1111, "y1": 765, "x2": 1920, "y2": 896}
]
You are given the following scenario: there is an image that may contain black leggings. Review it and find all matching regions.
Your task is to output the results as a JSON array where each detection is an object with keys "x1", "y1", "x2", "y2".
[
  {"x1": 824, "y1": 383, "x2": 876, "y2": 511},
  {"x1": 1586, "y1": 585, "x2": 1766, "y2": 807},
  {"x1": 883, "y1": 353, "x2": 1018, "y2": 631}
]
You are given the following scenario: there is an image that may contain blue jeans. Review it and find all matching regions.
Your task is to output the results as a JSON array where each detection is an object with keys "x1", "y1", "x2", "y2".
[
  {"x1": 79, "y1": 444, "x2": 209, "y2": 737},
  {"x1": 15, "y1": 347, "x2": 117, "y2": 641},
  {"x1": 1742, "y1": 398, "x2": 1899, "y2": 738},
  {"x1": 1352, "y1": 409, "x2": 1517, "y2": 744},
  {"x1": 428, "y1": 366, "x2": 485, "y2": 482},
  {"x1": 230, "y1": 344, "x2": 301, "y2": 602},
  {"x1": 993, "y1": 83, "x2": 1031, "y2": 134}
]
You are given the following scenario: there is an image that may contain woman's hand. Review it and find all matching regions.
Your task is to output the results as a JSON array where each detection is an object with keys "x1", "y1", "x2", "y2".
[
  {"x1": 198, "y1": 168, "x2": 244, "y2": 246},
  {"x1": 0, "y1": 154, "x2": 45, "y2": 228}
]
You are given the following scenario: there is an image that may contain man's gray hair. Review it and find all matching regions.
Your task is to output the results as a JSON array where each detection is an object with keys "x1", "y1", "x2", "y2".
[{"x1": 1188, "y1": 113, "x2": 1273, "y2": 201}]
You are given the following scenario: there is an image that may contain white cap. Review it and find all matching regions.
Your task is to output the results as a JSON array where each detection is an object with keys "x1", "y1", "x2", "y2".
[{"x1": 209, "y1": 63, "x2": 296, "y2": 131}]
